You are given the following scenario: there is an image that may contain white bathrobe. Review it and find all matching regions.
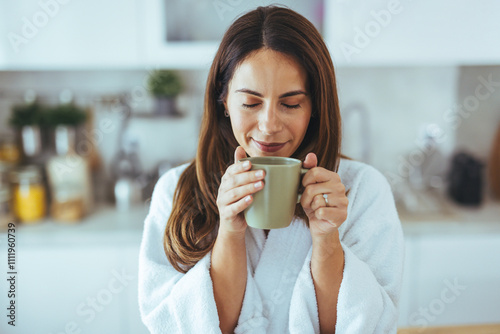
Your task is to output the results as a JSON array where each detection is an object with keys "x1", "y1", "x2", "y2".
[{"x1": 138, "y1": 158, "x2": 404, "y2": 334}]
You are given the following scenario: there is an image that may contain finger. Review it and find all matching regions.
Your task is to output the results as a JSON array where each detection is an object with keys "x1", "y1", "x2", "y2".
[
  {"x1": 223, "y1": 146, "x2": 250, "y2": 180},
  {"x1": 234, "y1": 146, "x2": 247, "y2": 163},
  {"x1": 220, "y1": 180, "x2": 264, "y2": 206},
  {"x1": 302, "y1": 168, "x2": 339, "y2": 187},
  {"x1": 221, "y1": 168, "x2": 266, "y2": 192},
  {"x1": 302, "y1": 152, "x2": 317, "y2": 169},
  {"x1": 301, "y1": 181, "x2": 334, "y2": 209},
  {"x1": 221, "y1": 194, "x2": 254, "y2": 219},
  {"x1": 223, "y1": 157, "x2": 252, "y2": 183},
  {"x1": 310, "y1": 193, "x2": 349, "y2": 211},
  {"x1": 301, "y1": 179, "x2": 347, "y2": 209},
  {"x1": 311, "y1": 193, "x2": 328, "y2": 211}
]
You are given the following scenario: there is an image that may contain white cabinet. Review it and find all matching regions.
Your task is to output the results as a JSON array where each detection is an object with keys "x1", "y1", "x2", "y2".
[
  {"x1": 0, "y1": 0, "x2": 140, "y2": 69},
  {"x1": 138, "y1": 0, "x2": 217, "y2": 69},
  {"x1": 2, "y1": 0, "x2": 499, "y2": 69},
  {"x1": 398, "y1": 234, "x2": 416, "y2": 328},
  {"x1": 398, "y1": 231, "x2": 500, "y2": 328},
  {"x1": 122, "y1": 244, "x2": 150, "y2": 334},
  {"x1": 0, "y1": 242, "x2": 149, "y2": 334},
  {"x1": 138, "y1": 0, "x2": 326, "y2": 69},
  {"x1": 324, "y1": 0, "x2": 500, "y2": 66}
]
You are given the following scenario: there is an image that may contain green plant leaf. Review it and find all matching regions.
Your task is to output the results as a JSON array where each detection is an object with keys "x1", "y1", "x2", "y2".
[
  {"x1": 9, "y1": 102, "x2": 44, "y2": 128},
  {"x1": 147, "y1": 70, "x2": 183, "y2": 97}
]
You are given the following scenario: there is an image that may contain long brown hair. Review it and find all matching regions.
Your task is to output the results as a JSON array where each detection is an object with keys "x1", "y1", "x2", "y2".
[{"x1": 164, "y1": 5, "x2": 344, "y2": 273}]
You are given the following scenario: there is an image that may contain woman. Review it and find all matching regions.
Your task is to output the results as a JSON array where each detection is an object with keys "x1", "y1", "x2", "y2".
[{"x1": 139, "y1": 5, "x2": 404, "y2": 334}]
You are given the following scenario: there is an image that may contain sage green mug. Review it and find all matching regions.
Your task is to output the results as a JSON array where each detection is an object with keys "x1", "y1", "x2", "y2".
[{"x1": 239, "y1": 156, "x2": 308, "y2": 229}]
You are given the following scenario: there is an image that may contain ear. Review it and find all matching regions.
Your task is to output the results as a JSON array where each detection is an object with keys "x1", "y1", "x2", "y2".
[{"x1": 223, "y1": 99, "x2": 228, "y2": 111}]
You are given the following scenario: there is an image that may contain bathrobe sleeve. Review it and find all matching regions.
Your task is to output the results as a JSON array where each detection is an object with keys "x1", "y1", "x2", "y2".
[
  {"x1": 138, "y1": 167, "x2": 268, "y2": 334},
  {"x1": 289, "y1": 164, "x2": 404, "y2": 334}
]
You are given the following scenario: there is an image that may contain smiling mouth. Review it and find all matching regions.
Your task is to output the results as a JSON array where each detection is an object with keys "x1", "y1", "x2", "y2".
[{"x1": 252, "y1": 139, "x2": 287, "y2": 153}]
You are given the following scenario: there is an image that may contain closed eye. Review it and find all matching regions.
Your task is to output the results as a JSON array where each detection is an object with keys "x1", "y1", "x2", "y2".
[
  {"x1": 242, "y1": 103, "x2": 260, "y2": 109},
  {"x1": 283, "y1": 103, "x2": 300, "y2": 109}
]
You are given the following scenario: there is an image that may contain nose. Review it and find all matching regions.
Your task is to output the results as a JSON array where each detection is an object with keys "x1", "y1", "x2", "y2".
[{"x1": 258, "y1": 104, "x2": 283, "y2": 135}]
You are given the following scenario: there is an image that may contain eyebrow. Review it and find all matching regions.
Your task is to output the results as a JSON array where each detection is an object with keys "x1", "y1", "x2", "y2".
[{"x1": 235, "y1": 88, "x2": 308, "y2": 98}]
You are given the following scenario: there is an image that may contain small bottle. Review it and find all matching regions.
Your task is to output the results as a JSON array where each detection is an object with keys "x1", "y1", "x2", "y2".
[{"x1": 46, "y1": 126, "x2": 92, "y2": 222}]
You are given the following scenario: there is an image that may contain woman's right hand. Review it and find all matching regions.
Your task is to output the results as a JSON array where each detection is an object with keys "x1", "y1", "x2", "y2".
[{"x1": 216, "y1": 146, "x2": 265, "y2": 236}]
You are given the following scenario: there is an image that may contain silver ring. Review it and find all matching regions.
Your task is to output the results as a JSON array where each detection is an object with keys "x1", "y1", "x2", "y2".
[{"x1": 323, "y1": 193, "x2": 329, "y2": 206}]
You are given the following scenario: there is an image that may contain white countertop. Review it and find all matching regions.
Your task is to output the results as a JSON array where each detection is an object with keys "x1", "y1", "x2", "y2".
[
  {"x1": 3, "y1": 205, "x2": 150, "y2": 247},
  {"x1": 401, "y1": 198, "x2": 500, "y2": 236}
]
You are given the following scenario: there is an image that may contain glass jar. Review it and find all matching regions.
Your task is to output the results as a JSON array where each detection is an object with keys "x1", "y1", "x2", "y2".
[
  {"x1": 0, "y1": 134, "x2": 21, "y2": 164},
  {"x1": 51, "y1": 184, "x2": 84, "y2": 223},
  {"x1": 11, "y1": 166, "x2": 46, "y2": 223}
]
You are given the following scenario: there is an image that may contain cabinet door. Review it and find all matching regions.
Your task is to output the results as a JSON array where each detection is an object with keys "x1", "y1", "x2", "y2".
[
  {"x1": 398, "y1": 234, "x2": 416, "y2": 328},
  {"x1": 0, "y1": 0, "x2": 140, "y2": 69},
  {"x1": 404, "y1": 234, "x2": 500, "y2": 328},
  {"x1": 0, "y1": 244, "x2": 130, "y2": 334},
  {"x1": 121, "y1": 244, "x2": 150, "y2": 334},
  {"x1": 325, "y1": 0, "x2": 500, "y2": 66}
]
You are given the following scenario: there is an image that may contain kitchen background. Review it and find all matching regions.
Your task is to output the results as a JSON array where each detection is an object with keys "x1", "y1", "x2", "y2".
[{"x1": 1, "y1": 0, "x2": 500, "y2": 333}]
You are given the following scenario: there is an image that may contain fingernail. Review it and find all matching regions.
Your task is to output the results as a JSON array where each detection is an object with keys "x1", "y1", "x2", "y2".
[
  {"x1": 245, "y1": 195, "x2": 252, "y2": 202},
  {"x1": 255, "y1": 170, "x2": 263, "y2": 177},
  {"x1": 243, "y1": 161, "x2": 250, "y2": 168},
  {"x1": 254, "y1": 181, "x2": 262, "y2": 188}
]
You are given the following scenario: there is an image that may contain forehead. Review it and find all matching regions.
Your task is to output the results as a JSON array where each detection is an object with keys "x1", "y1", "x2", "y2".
[{"x1": 230, "y1": 49, "x2": 308, "y2": 91}]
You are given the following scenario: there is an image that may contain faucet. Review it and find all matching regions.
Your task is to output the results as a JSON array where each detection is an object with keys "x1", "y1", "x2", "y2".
[{"x1": 341, "y1": 102, "x2": 371, "y2": 164}]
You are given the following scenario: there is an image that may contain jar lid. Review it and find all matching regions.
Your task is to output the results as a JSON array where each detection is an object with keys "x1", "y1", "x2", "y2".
[{"x1": 10, "y1": 165, "x2": 42, "y2": 183}]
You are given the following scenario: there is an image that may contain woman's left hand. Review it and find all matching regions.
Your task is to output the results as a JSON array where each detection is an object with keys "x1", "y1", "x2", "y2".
[{"x1": 300, "y1": 152, "x2": 349, "y2": 239}]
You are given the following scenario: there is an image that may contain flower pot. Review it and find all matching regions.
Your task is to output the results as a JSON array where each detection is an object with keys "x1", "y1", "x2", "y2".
[
  {"x1": 52, "y1": 125, "x2": 76, "y2": 155},
  {"x1": 154, "y1": 97, "x2": 180, "y2": 116},
  {"x1": 19, "y1": 125, "x2": 42, "y2": 158}
]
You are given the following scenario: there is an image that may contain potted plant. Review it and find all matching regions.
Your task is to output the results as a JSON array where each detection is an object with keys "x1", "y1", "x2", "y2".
[
  {"x1": 44, "y1": 103, "x2": 87, "y2": 128},
  {"x1": 9, "y1": 101, "x2": 45, "y2": 158},
  {"x1": 43, "y1": 103, "x2": 87, "y2": 155},
  {"x1": 147, "y1": 70, "x2": 183, "y2": 116}
]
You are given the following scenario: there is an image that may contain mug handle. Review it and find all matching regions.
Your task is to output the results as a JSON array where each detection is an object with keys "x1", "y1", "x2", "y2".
[{"x1": 296, "y1": 168, "x2": 309, "y2": 203}]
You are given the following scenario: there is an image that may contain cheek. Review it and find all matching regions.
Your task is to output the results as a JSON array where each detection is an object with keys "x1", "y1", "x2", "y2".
[
  {"x1": 230, "y1": 114, "x2": 253, "y2": 138},
  {"x1": 292, "y1": 113, "x2": 311, "y2": 139}
]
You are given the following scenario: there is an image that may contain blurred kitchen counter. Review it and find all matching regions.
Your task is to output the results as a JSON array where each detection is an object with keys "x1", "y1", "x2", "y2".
[
  {"x1": 3, "y1": 205, "x2": 150, "y2": 247},
  {"x1": 4, "y1": 198, "x2": 500, "y2": 247},
  {"x1": 400, "y1": 198, "x2": 500, "y2": 236}
]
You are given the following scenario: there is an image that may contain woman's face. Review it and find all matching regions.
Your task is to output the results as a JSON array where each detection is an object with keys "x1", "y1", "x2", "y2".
[{"x1": 224, "y1": 49, "x2": 312, "y2": 157}]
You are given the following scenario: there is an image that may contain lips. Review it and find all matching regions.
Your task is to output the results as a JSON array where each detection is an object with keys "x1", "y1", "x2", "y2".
[{"x1": 252, "y1": 139, "x2": 287, "y2": 153}]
